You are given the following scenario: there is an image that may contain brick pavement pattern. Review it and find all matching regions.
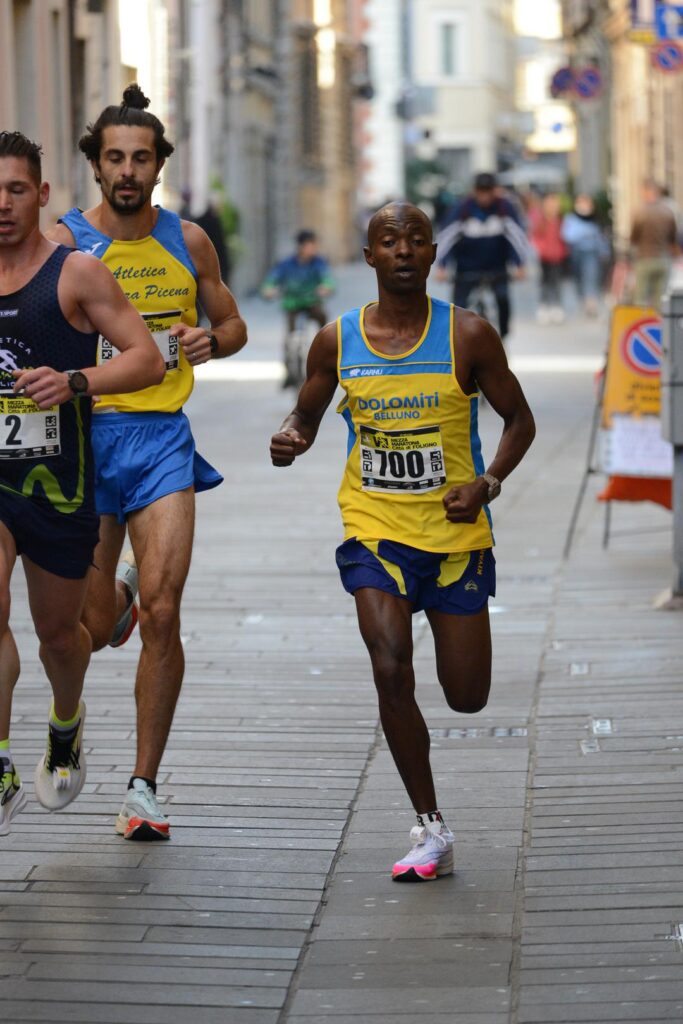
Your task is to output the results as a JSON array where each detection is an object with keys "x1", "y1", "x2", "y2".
[{"x1": 1, "y1": 270, "x2": 681, "y2": 1023}]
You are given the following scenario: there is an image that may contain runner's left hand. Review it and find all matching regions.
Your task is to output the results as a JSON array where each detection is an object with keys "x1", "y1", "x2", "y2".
[
  {"x1": 174, "y1": 324, "x2": 214, "y2": 365},
  {"x1": 443, "y1": 479, "x2": 489, "y2": 523},
  {"x1": 12, "y1": 367, "x2": 73, "y2": 408}
]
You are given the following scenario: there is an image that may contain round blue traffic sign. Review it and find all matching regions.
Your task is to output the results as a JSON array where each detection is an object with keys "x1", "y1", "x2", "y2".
[
  {"x1": 651, "y1": 42, "x2": 683, "y2": 73},
  {"x1": 621, "y1": 317, "x2": 662, "y2": 378},
  {"x1": 573, "y1": 67, "x2": 603, "y2": 99}
]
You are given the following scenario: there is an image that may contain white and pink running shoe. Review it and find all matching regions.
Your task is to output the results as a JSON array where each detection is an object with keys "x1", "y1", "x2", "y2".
[{"x1": 391, "y1": 821, "x2": 454, "y2": 882}]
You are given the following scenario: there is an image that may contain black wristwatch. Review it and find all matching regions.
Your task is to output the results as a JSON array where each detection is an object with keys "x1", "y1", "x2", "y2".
[
  {"x1": 66, "y1": 370, "x2": 89, "y2": 396},
  {"x1": 208, "y1": 333, "x2": 219, "y2": 357}
]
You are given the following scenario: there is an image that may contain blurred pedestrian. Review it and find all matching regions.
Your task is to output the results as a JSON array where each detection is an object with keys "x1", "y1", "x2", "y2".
[
  {"x1": 436, "y1": 172, "x2": 531, "y2": 343},
  {"x1": 261, "y1": 230, "x2": 335, "y2": 387},
  {"x1": 561, "y1": 194, "x2": 608, "y2": 317},
  {"x1": 529, "y1": 193, "x2": 568, "y2": 324},
  {"x1": 630, "y1": 179, "x2": 678, "y2": 309}
]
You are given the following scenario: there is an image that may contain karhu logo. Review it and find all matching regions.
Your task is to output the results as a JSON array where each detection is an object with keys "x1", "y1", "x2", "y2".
[
  {"x1": 0, "y1": 310, "x2": 18, "y2": 318},
  {"x1": 0, "y1": 350, "x2": 19, "y2": 373},
  {"x1": 349, "y1": 368, "x2": 361, "y2": 377},
  {"x1": 464, "y1": 581, "x2": 479, "y2": 592}
]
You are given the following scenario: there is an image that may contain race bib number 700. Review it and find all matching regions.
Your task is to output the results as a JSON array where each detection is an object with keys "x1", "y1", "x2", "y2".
[
  {"x1": 0, "y1": 392, "x2": 60, "y2": 459},
  {"x1": 99, "y1": 309, "x2": 182, "y2": 371},
  {"x1": 360, "y1": 424, "x2": 446, "y2": 493}
]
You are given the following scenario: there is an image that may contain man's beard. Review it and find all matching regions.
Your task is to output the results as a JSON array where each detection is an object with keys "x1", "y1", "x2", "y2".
[{"x1": 105, "y1": 183, "x2": 149, "y2": 215}]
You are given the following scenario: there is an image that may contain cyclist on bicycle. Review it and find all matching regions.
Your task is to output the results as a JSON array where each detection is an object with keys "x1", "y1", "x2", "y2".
[
  {"x1": 435, "y1": 173, "x2": 530, "y2": 343},
  {"x1": 262, "y1": 230, "x2": 335, "y2": 385}
]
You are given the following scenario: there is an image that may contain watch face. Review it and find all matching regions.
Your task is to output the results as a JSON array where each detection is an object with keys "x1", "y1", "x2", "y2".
[{"x1": 69, "y1": 371, "x2": 88, "y2": 394}]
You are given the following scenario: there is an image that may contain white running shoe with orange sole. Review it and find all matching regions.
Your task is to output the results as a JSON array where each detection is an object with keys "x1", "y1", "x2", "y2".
[{"x1": 116, "y1": 778, "x2": 170, "y2": 841}]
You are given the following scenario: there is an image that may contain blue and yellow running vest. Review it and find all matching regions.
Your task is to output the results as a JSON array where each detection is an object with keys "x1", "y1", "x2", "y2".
[
  {"x1": 59, "y1": 207, "x2": 198, "y2": 414},
  {"x1": 336, "y1": 296, "x2": 493, "y2": 553}
]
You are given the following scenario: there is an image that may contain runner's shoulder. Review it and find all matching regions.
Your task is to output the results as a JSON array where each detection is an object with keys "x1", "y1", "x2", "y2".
[
  {"x1": 45, "y1": 222, "x2": 75, "y2": 246},
  {"x1": 309, "y1": 320, "x2": 339, "y2": 373},
  {"x1": 59, "y1": 247, "x2": 119, "y2": 293},
  {"x1": 179, "y1": 219, "x2": 213, "y2": 261},
  {"x1": 452, "y1": 305, "x2": 501, "y2": 354}
]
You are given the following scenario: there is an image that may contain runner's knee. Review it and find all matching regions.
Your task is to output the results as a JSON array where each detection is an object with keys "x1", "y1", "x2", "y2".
[
  {"x1": 36, "y1": 621, "x2": 82, "y2": 658},
  {"x1": 442, "y1": 682, "x2": 490, "y2": 714},
  {"x1": 367, "y1": 642, "x2": 414, "y2": 709},
  {"x1": 138, "y1": 593, "x2": 180, "y2": 642}
]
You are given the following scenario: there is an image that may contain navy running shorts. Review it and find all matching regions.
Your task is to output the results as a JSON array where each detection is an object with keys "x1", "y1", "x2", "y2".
[
  {"x1": 0, "y1": 488, "x2": 99, "y2": 579},
  {"x1": 336, "y1": 538, "x2": 496, "y2": 615}
]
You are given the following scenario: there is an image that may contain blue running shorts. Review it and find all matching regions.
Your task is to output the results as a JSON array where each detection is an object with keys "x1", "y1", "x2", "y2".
[
  {"x1": 92, "y1": 410, "x2": 223, "y2": 523},
  {"x1": 336, "y1": 538, "x2": 496, "y2": 615}
]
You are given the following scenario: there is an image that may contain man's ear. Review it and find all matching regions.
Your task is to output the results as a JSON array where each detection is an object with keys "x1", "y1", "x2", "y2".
[
  {"x1": 39, "y1": 182, "x2": 50, "y2": 208},
  {"x1": 363, "y1": 245, "x2": 375, "y2": 268},
  {"x1": 90, "y1": 160, "x2": 101, "y2": 185}
]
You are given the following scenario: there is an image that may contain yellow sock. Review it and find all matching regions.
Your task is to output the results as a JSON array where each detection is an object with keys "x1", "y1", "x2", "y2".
[{"x1": 49, "y1": 703, "x2": 81, "y2": 730}]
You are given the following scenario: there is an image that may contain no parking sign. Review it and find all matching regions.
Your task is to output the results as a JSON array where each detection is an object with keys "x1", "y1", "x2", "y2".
[
  {"x1": 651, "y1": 41, "x2": 683, "y2": 72},
  {"x1": 599, "y1": 306, "x2": 673, "y2": 477}
]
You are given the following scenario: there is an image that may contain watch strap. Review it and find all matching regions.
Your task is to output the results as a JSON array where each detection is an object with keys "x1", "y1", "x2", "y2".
[{"x1": 482, "y1": 473, "x2": 501, "y2": 501}]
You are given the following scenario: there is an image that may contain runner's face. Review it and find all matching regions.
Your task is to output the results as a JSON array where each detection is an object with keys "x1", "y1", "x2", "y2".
[
  {"x1": 364, "y1": 210, "x2": 436, "y2": 293},
  {"x1": 0, "y1": 158, "x2": 49, "y2": 247},
  {"x1": 94, "y1": 126, "x2": 162, "y2": 215}
]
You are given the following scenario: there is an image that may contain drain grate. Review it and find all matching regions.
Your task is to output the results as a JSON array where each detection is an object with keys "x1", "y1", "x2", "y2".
[{"x1": 429, "y1": 726, "x2": 528, "y2": 739}]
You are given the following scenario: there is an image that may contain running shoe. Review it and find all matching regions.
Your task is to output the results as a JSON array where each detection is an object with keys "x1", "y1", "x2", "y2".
[
  {"x1": 391, "y1": 821, "x2": 455, "y2": 882},
  {"x1": 34, "y1": 702, "x2": 87, "y2": 811},
  {"x1": 115, "y1": 778, "x2": 170, "y2": 841},
  {"x1": 109, "y1": 550, "x2": 139, "y2": 648},
  {"x1": 0, "y1": 760, "x2": 26, "y2": 836}
]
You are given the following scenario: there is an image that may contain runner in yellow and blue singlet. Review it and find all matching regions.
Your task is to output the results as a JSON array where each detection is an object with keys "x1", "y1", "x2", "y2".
[
  {"x1": 271, "y1": 202, "x2": 535, "y2": 882},
  {"x1": 49, "y1": 85, "x2": 247, "y2": 842}
]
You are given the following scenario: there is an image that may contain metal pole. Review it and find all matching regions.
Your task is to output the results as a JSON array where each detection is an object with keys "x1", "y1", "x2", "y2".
[{"x1": 674, "y1": 446, "x2": 683, "y2": 595}]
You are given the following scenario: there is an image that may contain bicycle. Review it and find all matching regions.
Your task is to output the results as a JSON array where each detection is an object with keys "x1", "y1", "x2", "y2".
[{"x1": 282, "y1": 308, "x2": 320, "y2": 389}]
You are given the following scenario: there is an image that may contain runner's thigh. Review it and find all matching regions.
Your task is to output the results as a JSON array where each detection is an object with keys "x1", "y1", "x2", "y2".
[
  {"x1": 426, "y1": 606, "x2": 491, "y2": 709},
  {"x1": 127, "y1": 488, "x2": 195, "y2": 597}
]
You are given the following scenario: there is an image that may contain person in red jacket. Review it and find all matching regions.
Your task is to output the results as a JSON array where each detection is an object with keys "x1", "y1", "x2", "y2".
[{"x1": 529, "y1": 193, "x2": 567, "y2": 325}]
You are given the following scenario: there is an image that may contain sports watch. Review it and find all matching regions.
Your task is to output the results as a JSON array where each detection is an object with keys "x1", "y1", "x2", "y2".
[
  {"x1": 66, "y1": 370, "x2": 89, "y2": 396},
  {"x1": 481, "y1": 473, "x2": 501, "y2": 502},
  {"x1": 208, "y1": 333, "x2": 219, "y2": 357}
]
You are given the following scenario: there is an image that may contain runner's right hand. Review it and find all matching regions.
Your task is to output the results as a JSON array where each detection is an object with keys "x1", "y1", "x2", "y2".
[{"x1": 270, "y1": 428, "x2": 308, "y2": 466}]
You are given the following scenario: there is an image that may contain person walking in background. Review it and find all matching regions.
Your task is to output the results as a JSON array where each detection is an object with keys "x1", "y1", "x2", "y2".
[
  {"x1": 529, "y1": 193, "x2": 568, "y2": 325},
  {"x1": 436, "y1": 172, "x2": 531, "y2": 344},
  {"x1": 561, "y1": 194, "x2": 608, "y2": 317},
  {"x1": 630, "y1": 179, "x2": 678, "y2": 309}
]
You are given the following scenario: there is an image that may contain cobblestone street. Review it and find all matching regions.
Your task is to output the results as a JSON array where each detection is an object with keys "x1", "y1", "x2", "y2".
[{"x1": 1, "y1": 268, "x2": 680, "y2": 1023}]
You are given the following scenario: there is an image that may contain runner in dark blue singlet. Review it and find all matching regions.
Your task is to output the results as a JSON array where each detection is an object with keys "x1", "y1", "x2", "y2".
[{"x1": 0, "y1": 131, "x2": 164, "y2": 836}]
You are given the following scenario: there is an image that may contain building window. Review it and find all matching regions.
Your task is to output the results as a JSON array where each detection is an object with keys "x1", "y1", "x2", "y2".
[
  {"x1": 431, "y1": 11, "x2": 468, "y2": 82},
  {"x1": 440, "y1": 23, "x2": 458, "y2": 78}
]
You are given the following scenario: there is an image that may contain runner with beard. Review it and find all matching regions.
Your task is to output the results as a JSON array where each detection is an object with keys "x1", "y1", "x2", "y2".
[
  {"x1": 0, "y1": 131, "x2": 164, "y2": 835},
  {"x1": 48, "y1": 86, "x2": 247, "y2": 840},
  {"x1": 270, "y1": 202, "x2": 535, "y2": 880}
]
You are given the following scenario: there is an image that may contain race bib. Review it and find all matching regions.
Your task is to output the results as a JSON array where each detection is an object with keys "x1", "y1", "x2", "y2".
[
  {"x1": 99, "y1": 309, "x2": 182, "y2": 371},
  {"x1": 0, "y1": 392, "x2": 60, "y2": 459},
  {"x1": 359, "y1": 424, "x2": 446, "y2": 493}
]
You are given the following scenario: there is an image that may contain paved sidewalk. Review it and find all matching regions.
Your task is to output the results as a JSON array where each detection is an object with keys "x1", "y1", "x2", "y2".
[{"x1": 1, "y1": 271, "x2": 681, "y2": 1023}]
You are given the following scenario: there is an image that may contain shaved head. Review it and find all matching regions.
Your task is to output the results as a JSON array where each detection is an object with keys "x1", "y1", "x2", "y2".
[{"x1": 367, "y1": 202, "x2": 433, "y2": 245}]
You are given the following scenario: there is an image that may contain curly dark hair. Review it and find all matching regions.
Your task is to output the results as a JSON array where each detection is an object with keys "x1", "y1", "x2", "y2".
[
  {"x1": 78, "y1": 84, "x2": 175, "y2": 165},
  {"x1": 0, "y1": 131, "x2": 42, "y2": 184}
]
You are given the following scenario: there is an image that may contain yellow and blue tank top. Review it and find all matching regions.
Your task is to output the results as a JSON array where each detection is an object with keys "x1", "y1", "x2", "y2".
[
  {"x1": 336, "y1": 296, "x2": 493, "y2": 554},
  {"x1": 59, "y1": 207, "x2": 198, "y2": 414}
]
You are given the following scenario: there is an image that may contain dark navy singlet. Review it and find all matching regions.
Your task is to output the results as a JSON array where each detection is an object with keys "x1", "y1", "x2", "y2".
[{"x1": 0, "y1": 246, "x2": 98, "y2": 515}]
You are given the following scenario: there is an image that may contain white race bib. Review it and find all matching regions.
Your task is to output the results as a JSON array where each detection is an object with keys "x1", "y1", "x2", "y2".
[
  {"x1": 0, "y1": 392, "x2": 60, "y2": 459},
  {"x1": 99, "y1": 309, "x2": 182, "y2": 371},
  {"x1": 359, "y1": 424, "x2": 446, "y2": 493}
]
